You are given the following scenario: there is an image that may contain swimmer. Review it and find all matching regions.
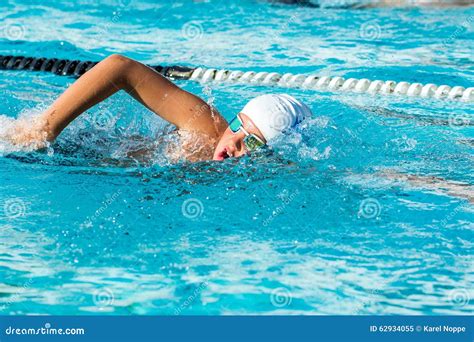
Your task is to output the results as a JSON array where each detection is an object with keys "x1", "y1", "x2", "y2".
[{"x1": 6, "y1": 54, "x2": 312, "y2": 162}]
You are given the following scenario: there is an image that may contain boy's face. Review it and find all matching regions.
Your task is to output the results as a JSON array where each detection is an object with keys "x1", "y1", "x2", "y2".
[{"x1": 213, "y1": 113, "x2": 266, "y2": 161}]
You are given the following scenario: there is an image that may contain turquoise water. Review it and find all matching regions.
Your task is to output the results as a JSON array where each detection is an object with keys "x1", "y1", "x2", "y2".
[{"x1": 0, "y1": 0, "x2": 473, "y2": 315}]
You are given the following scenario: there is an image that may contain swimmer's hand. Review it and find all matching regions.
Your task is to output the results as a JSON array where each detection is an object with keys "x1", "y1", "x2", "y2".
[{"x1": 2, "y1": 116, "x2": 50, "y2": 151}]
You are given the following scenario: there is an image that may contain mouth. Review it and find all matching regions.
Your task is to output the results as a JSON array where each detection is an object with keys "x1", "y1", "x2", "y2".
[{"x1": 214, "y1": 147, "x2": 230, "y2": 161}]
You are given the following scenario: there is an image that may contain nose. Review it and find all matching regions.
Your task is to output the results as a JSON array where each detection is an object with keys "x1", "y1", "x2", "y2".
[
  {"x1": 227, "y1": 135, "x2": 246, "y2": 157},
  {"x1": 225, "y1": 144, "x2": 236, "y2": 157}
]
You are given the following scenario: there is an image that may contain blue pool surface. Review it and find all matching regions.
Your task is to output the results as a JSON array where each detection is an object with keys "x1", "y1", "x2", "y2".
[{"x1": 0, "y1": 0, "x2": 473, "y2": 315}]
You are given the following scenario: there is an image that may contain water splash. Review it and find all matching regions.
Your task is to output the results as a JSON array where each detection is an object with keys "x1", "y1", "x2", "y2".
[
  {"x1": 0, "y1": 112, "x2": 51, "y2": 156},
  {"x1": 2, "y1": 111, "x2": 221, "y2": 168}
]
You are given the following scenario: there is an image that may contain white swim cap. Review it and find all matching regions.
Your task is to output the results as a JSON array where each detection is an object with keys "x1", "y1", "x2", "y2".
[{"x1": 241, "y1": 94, "x2": 312, "y2": 142}]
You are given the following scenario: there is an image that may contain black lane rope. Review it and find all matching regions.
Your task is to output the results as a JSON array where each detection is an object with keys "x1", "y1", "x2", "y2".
[
  {"x1": 0, "y1": 55, "x2": 195, "y2": 80},
  {"x1": 2, "y1": 55, "x2": 472, "y2": 101}
]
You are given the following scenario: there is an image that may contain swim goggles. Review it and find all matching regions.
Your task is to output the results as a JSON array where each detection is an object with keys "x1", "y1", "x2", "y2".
[{"x1": 229, "y1": 114, "x2": 266, "y2": 151}]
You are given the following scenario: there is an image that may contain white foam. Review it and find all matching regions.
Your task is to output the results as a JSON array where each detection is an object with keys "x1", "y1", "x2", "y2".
[{"x1": 0, "y1": 113, "x2": 50, "y2": 155}]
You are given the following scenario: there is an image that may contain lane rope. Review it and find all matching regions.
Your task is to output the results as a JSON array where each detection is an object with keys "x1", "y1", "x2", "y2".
[{"x1": 1, "y1": 55, "x2": 472, "y2": 102}]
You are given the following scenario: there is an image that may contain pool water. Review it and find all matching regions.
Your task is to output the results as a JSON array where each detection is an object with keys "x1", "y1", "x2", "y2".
[{"x1": 0, "y1": 0, "x2": 473, "y2": 315}]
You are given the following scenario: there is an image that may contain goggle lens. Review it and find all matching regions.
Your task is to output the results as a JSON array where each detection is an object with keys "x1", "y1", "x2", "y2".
[
  {"x1": 229, "y1": 114, "x2": 266, "y2": 152},
  {"x1": 244, "y1": 135, "x2": 265, "y2": 151}
]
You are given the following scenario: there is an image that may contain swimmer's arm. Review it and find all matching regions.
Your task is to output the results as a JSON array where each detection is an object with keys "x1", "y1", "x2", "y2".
[{"x1": 39, "y1": 54, "x2": 227, "y2": 141}]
